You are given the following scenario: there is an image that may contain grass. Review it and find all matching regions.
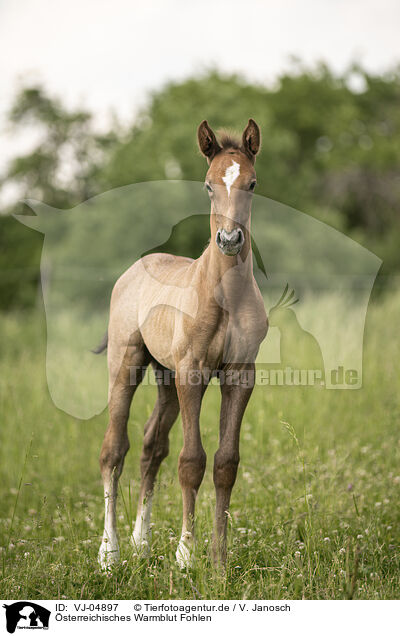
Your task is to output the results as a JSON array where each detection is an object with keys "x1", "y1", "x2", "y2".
[{"x1": 0, "y1": 288, "x2": 399, "y2": 600}]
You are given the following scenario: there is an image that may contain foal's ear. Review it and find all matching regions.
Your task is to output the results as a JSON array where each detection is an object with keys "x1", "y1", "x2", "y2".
[
  {"x1": 197, "y1": 120, "x2": 222, "y2": 163},
  {"x1": 241, "y1": 118, "x2": 261, "y2": 162}
]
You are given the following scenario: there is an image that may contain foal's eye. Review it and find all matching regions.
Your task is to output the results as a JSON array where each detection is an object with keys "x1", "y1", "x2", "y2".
[
  {"x1": 249, "y1": 181, "x2": 257, "y2": 191},
  {"x1": 205, "y1": 182, "x2": 213, "y2": 194}
]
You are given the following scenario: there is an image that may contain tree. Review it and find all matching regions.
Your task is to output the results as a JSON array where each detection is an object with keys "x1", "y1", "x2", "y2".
[
  {"x1": 2, "y1": 85, "x2": 118, "y2": 209},
  {"x1": 0, "y1": 85, "x2": 118, "y2": 309}
]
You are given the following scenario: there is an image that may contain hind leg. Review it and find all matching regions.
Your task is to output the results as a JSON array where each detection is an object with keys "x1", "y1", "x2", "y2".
[
  {"x1": 98, "y1": 335, "x2": 149, "y2": 569},
  {"x1": 175, "y1": 363, "x2": 208, "y2": 569},
  {"x1": 131, "y1": 362, "x2": 179, "y2": 554}
]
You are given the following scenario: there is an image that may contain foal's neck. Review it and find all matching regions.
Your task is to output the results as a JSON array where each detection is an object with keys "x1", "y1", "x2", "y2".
[{"x1": 199, "y1": 226, "x2": 253, "y2": 299}]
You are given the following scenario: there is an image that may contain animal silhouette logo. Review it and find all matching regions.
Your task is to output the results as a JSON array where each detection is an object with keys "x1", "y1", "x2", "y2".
[{"x1": 3, "y1": 602, "x2": 50, "y2": 633}]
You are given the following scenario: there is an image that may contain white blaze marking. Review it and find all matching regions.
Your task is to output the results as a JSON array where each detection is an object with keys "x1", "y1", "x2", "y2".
[{"x1": 222, "y1": 160, "x2": 240, "y2": 196}]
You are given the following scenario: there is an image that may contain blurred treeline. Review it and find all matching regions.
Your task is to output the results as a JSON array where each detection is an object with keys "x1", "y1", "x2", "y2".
[{"x1": 1, "y1": 63, "x2": 400, "y2": 310}]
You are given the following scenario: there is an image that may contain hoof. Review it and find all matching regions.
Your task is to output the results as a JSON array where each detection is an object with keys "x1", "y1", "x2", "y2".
[
  {"x1": 98, "y1": 541, "x2": 120, "y2": 570},
  {"x1": 176, "y1": 534, "x2": 195, "y2": 569}
]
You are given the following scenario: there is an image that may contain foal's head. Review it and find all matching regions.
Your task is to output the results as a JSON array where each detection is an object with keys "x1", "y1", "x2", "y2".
[{"x1": 198, "y1": 119, "x2": 261, "y2": 256}]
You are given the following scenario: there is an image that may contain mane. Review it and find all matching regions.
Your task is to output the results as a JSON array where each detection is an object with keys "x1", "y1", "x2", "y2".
[{"x1": 217, "y1": 129, "x2": 241, "y2": 151}]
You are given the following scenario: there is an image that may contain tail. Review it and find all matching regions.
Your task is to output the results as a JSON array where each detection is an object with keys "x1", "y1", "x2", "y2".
[{"x1": 92, "y1": 331, "x2": 108, "y2": 354}]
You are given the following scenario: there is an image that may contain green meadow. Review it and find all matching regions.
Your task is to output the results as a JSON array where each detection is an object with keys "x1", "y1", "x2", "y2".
[{"x1": 0, "y1": 287, "x2": 399, "y2": 600}]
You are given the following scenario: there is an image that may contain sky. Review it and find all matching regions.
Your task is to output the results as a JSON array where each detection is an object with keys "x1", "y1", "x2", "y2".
[{"x1": 1, "y1": 0, "x2": 400, "y2": 174}]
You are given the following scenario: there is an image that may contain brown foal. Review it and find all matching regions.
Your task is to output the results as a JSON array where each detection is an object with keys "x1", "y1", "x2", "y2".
[{"x1": 98, "y1": 119, "x2": 268, "y2": 569}]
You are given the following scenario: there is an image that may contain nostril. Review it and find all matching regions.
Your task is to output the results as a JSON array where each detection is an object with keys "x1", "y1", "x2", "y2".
[
  {"x1": 231, "y1": 229, "x2": 243, "y2": 245},
  {"x1": 216, "y1": 230, "x2": 222, "y2": 245}
]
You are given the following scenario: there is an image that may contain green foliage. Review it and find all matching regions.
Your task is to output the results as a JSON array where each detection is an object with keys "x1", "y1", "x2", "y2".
[
  {"x1": 0, "y1": 85, "x2": 119, "y2": 310},
  {"x1": 2, "y1": 64, "x2": 400, "y2": 310},
  {"x1": 0, "y1": 216, "x2": 42, "y2": 309},
  {"x1": 4, "y1": 86, "x2": 118, "y2": 209},
  {"x1": 101, "y1": 71, "x2": 296, "y2": 199},
  {"x1": 102, "y1": 64, "x2": 400, "y2": 238}
]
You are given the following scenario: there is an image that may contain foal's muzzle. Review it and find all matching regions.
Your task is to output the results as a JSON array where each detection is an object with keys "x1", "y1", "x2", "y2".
[{"x1": 216, "y1": 228, "x2": 244, "y2": 256}]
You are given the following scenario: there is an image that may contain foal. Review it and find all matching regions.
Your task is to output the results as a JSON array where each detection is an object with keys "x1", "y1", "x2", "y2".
[{"x1": 98, "y1": 119, "x2": 268, "y2": 569}]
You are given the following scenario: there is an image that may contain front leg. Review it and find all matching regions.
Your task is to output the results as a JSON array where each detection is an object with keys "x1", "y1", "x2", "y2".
[
  {"x1": 213, "y1": 363, "x2": 255, "y2": 566},
  {"x1": 175, "y1": 362, "x2": 207, "y2": 568}
]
